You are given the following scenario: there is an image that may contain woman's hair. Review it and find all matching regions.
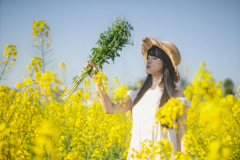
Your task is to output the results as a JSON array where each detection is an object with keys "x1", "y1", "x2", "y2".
[{"x1": 131, "y1": 46, "x2": 178, "y2": 128}]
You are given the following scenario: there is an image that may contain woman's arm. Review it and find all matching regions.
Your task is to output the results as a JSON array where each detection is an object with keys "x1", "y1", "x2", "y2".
[
  {"x1": 84, "y1": 61, "x2": 132, "y2": 114},
  {"x1": 177, "y1": 106, "x2": 187, "y2": 153},
  {"x1": 174, "y1": 90, "x2": 187, "y2": 153},
  {"x1": 94, "y1": 79, "x2": 132, "y2": 114},
  {"x1": 175, "y1": 90, "x2": 192, "y2": 156}
]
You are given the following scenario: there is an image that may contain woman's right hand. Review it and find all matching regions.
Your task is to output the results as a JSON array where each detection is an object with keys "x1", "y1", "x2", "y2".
[{"x1": 83, "y1": 60, "x2": 99, "y2": 79}]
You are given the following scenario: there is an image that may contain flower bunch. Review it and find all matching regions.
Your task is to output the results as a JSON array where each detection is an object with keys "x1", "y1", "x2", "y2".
[
  {"x1": 59, "y1": 62, "x2": 67, "y2": 87},
  {"x1": 113, "y1": 85, "x2": 128, "y2": 99},
  {"x1": 0, "y1": 45, "x2": 17, "y2": 80},
  {"x1": 3, "y1": 45, "x2": 17, "y2": 58},
  {"x1": 113, "y1": 77, "x2": 120, "y2": 85},
  {"x1": 29, "y1": 57, "x2": 43, "y2": 73},
  {"x1": 61, "y1": 16, "x2": 133, "y2": 101},
  {"x1": 39, "y1": 71, "x2": 62, "y2": 94},
  {"x1": 32, "y1": 20, "x2": 50, "y2": 41},
  {"x1": 112, "y1": 85, "x2": 129, "y2": 107},
  {"x1": 32, "y1": 20, "x2": 52, "y2": 72},
  {"x1": 83, "y1": 78, "x2": 91, "y2": 90},
  {"x1": 15, "y1": 57, "x2": 43, "y2": 90},
  {"x1": 92, "y1": 71, "x2": 108, "y2": 99},
  {"x1": 59, "y1": 62, "x2": 66, "y2": 72},
  {"x1": 155, "y1": 98, "x2": 185, "y2": 129},
  {"x1": 129, "y1": 138, "x2": 174, "y2": 159},
  {"x1": 191, "y1": 62, "x2": 223, "y2": 101}
]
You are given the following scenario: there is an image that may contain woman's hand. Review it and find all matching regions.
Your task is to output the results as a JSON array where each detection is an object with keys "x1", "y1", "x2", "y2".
[{"x1": 83, "y1": 60, "x2": 99, "y2": 79}]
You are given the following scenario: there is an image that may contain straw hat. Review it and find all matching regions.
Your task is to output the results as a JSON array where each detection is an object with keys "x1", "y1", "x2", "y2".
[{"x1": 141, "y1": 37, "x2": 181, "y2": 83}]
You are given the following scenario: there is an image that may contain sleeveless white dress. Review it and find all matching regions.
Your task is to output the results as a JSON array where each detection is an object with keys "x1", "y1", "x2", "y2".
[{"x1": 126, "y1": 88, "x2": 192, "y2": 160}]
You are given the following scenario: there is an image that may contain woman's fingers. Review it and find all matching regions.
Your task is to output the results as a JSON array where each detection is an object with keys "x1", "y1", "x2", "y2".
[
  {"x1": 89, "y1": 62, "x2": 99, "y2": 72},
  {"x1": 89, "y1": 62, "x2": 96, "y2": 67},
  {"x1": 83, "y1": 61, "x2": 91, "y2": 69},
  {"x1": 83, "y1": 60, "x2": 99, "y2": 79}
]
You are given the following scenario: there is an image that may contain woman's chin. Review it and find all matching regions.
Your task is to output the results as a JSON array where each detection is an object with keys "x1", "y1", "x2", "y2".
[{"x1": 146, "y1": 70, "x2": 151, "y2": 74}]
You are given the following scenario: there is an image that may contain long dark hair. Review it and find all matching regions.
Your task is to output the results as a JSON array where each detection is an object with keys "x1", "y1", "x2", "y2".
[{"x1": 131, "y1": 46, "x2": 178, "y2": 128}]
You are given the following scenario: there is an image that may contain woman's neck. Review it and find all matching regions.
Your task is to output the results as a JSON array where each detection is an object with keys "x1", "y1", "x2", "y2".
[{"x1": 151, "y1": 74, "x2": 164, "y2": 90}]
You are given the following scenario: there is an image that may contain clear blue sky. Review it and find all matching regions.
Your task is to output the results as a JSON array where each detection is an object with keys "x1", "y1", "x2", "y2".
[{"x1": 0, "y1": 0, "x2": 240, "y2": 93}]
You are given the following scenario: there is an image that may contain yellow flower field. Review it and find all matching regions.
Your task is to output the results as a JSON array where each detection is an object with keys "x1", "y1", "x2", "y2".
[
  {"x1": 0, "y1": 58, "x2": 133, "y2": 159},
  {"x1": 0, "y1": 20, "x2": 239, "y2": 160}
]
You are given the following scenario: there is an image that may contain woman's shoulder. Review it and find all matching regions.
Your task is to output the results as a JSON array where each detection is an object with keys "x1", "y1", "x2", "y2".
[
  {"x1": 127, "y1": 88, "x2": 141, "y2": 96},
  {"x1": 127, "y1": 88, "x2": 140, "y2": 102},
  {"x1": 127, "y1": 88, "x2": 140, "y2": 95},
  {"x1": 174, "y1": 89, "x2": 185, "y2": 98}
]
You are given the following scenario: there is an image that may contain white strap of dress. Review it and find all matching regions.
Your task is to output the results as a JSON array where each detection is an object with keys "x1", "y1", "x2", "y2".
[{"x1": 175, "y1": 96, "x2": 192, "y2": 107}]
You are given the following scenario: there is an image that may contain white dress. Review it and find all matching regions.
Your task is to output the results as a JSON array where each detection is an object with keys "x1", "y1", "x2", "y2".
[{"x1": 126, "y1": 88, "x2": 192, "y2": 160}]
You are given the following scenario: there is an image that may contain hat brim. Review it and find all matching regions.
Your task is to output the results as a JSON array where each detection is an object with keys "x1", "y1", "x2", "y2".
[{"x1": 141, "y1": 37, "x2": 180, "y2": 83}]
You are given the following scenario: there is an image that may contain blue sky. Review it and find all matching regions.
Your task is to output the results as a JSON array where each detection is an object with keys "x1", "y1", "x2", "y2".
[{"x1": 0, "y1": 0, "x2": 239, "y2": 93}]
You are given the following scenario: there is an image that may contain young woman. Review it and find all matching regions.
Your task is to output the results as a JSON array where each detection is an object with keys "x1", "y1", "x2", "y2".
[{"x1": 84, "y1": 37, "x2": 192, "y2": 160}]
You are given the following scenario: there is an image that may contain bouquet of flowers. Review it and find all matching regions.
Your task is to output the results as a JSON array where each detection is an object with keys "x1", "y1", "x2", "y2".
[{"x1": 61, "y1": 16, "x2": 134, "y2": 101}]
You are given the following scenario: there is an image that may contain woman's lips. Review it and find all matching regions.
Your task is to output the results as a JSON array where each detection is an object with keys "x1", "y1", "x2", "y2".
[{"x1": 147, "y1": 65, "x2": 151, "y2": 68}]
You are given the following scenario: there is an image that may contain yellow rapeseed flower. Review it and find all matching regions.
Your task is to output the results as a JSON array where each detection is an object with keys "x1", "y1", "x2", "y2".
[
  {"x1": 84, "y1": 78, "x2": 90, "y2": 90},
  {"x1": 113, "y1": 77, "x2": 120, "y2": 84},
  {"x1": 59, "y1": 62, "x2": 65, "y2": 68},
  {"x1": 53, "y1": 85, "x2": 59, "y2": 92},
  {"x1": 12, "y1": 51, "x2": 17, "y2": 56},
  {"x1": 62, "y1": 86, "x2": 67, "y2": 91},
  {"x1": 237, "y1": 85, "x2": 240, "y2": 92},
  {"x1": 15, "y1": 82, "x2": 22, "y2": 89},
  {"x1": 113, "y1": 85, "x2": 128, "y2": 99},
  {"x1": 137, "y1": 78, "x2": 142, "y2": 89},
  {"x1": 45, "y1": 31, "x2": 48, "y2": 37},
  {"x1": 27, "y1": 64, "x2": 31, "y2": 69},
  {"x1": 155, "y1": 98, "x2": 184, "y2": 129}
]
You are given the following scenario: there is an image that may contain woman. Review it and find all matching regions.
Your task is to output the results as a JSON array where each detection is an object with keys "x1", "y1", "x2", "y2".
[{"x1": 84, "y1": 37, "x2": 191, "y2": 160}]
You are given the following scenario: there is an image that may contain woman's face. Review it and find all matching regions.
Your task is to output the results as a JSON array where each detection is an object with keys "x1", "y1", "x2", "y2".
[{"x1": 146, "y1": 55, "x2": 164, "y2": 75}]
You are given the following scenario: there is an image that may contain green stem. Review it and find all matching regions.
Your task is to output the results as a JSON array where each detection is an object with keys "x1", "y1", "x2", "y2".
[
  {"x1": 62, "y1": 71, "x2": 67, "y2": 87},
  {"x1": 86, "y1": 101, "x2": 98, "y2": 160},
  {"x1": 0, "y1": 56, "x2": 10, "y2": 81},
  {"x1": 40, "y1": 33, "x2": 45, "y2": 73},
  {"x1": 6, "y1": 86, "x2": 28, "y2": 126}
]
